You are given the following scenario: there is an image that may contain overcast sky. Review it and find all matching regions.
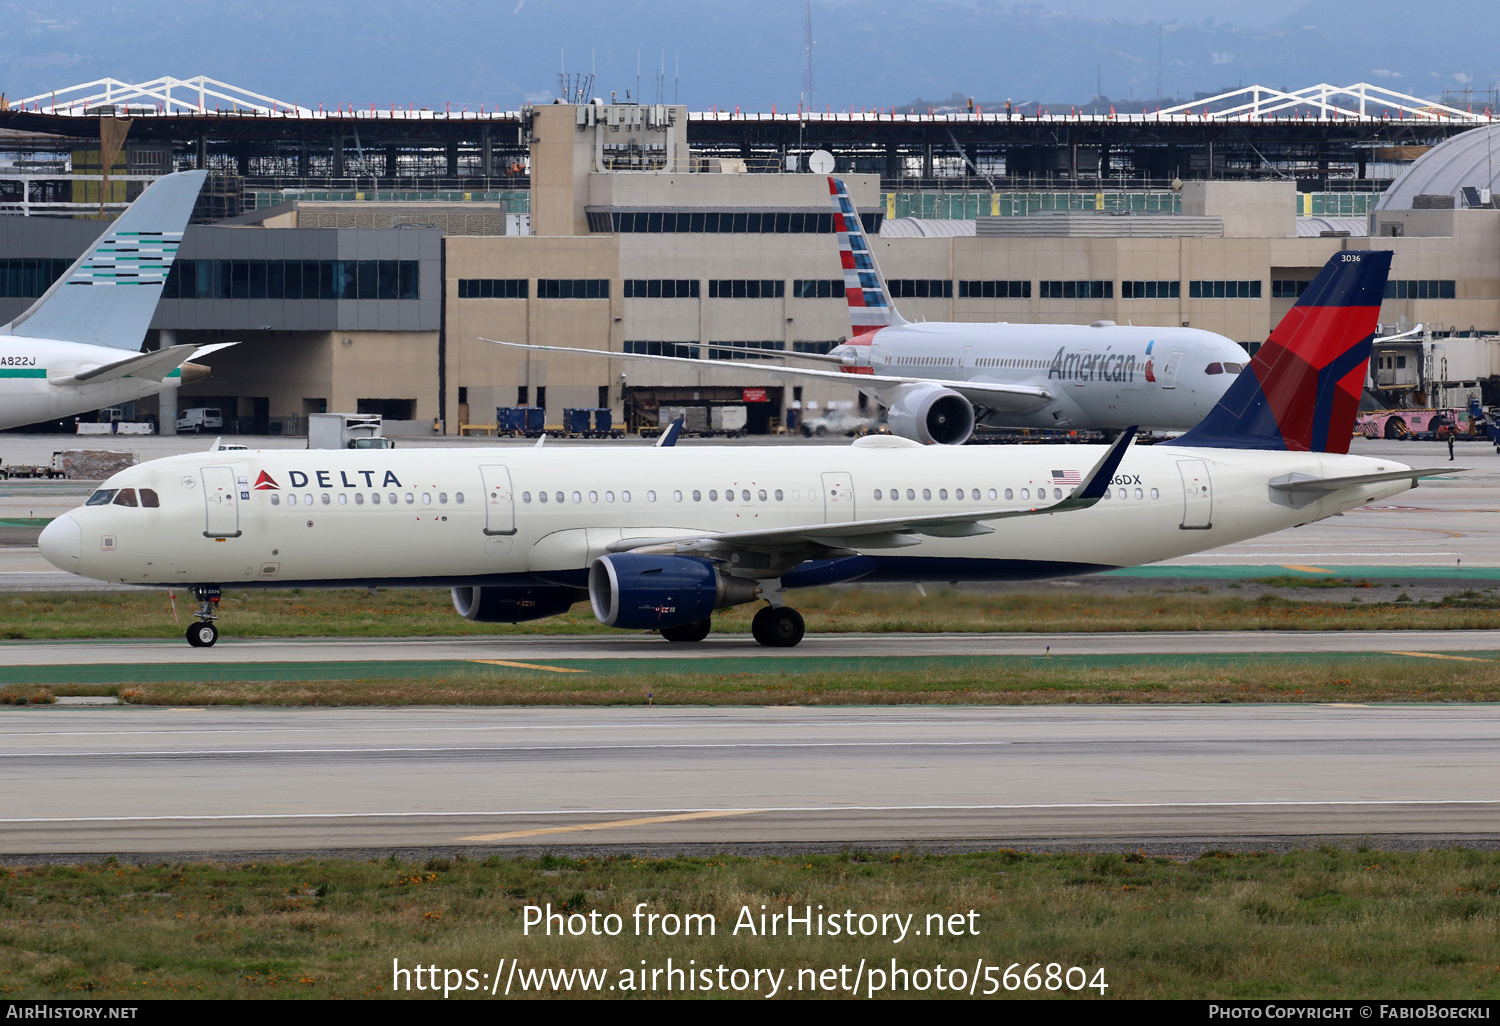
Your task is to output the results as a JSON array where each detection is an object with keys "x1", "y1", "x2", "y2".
[{"x1": 1, "y1": 1, "x2": 1493, "y2": 111}]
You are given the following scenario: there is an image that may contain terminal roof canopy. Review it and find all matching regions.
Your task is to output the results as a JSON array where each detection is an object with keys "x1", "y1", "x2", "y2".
[{"x1": 1377, "y1": 124, "x2": 1500, "y2": 211}]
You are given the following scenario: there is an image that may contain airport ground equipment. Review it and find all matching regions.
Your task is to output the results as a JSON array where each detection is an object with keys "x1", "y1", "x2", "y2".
[{"x1": 308, "y1": 413, "x2": 385, "y2": 449}]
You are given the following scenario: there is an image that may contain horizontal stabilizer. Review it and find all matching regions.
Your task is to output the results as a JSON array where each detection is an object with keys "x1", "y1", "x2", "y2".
[
  {"x1": 51, "y1": 341, "x2": 236, "y2": 386},
  {"x1": 1270, "y1": 467, "x2": 1462, "y2": 494},
  {"x1": 6, "y1": 170, "x2": 207, "y2": 351}
]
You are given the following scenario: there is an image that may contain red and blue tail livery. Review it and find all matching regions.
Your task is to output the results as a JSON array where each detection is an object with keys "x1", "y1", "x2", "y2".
[
  {"x1": 1175, "y1": 249, "x2": 1391, "y2": 453},
  {"x1": 828, "y1": 177, "x2": 905, "y2": 336}
]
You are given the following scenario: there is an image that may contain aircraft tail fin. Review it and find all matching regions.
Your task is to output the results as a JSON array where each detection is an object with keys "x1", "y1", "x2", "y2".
[
  {"x1": 1174, "y1": 249, "x2": 1392, "y2": 453},
  {"x1": 828, "y1": 176, "x2": 905, "y2": 336},
  {"x1": 5, "y1": 170, "x2": 207, "y2": 351}
]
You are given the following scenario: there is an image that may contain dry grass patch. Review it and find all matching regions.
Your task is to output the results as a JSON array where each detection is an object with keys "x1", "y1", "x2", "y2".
[
  {"x1": 93, "y1": 658, "x2": 1500, "y2": 706},
  {"x1": 2, "y1": 849, "x2": 1498, "y2": 999}
]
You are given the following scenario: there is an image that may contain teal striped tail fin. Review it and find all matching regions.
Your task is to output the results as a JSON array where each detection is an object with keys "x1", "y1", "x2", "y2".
[{"x1": 3, "y1": 170, "x2": 206, "y2": 351}]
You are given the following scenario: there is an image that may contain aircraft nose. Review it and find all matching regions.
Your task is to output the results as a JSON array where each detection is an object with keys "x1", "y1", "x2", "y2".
[{"x1": 38, "y1": 513, "x2": 81, "y2": 572}]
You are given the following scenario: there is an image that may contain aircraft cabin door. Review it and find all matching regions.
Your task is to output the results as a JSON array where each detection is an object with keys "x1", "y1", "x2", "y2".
[
  {"x1": 200, "y1": 466, "x2": 241, "y2": 539},
  {"x1": 959, "y1": 345, "x2": 975, "y2": 373},
  {"x1": 481, "y1": 465, "x2": 517, "y2": 536},
  {"x1": 821, "y1": 472, "x2": 856, "y2": 524},
  {"x1": 1072, "y1": 348, "x2": 1089, "y2": 388},
  {"x1": 1159, "y1": 350, "x2": 1184, "y2": 388},
  {"x1": 1177, "y1": 459, "x2": 1213, "y2": 530}
]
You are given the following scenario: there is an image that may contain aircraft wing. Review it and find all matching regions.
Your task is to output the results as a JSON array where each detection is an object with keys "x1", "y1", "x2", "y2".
[
  {"x1": 608, "y1": 429, "x2": 1134, "y2": 556},
  {"x1": 50, "y1": 342, "x2": 237, "y2": 386},
  {"x1": 480, "y1": 338, "x2": 1053, "y2": 413}
]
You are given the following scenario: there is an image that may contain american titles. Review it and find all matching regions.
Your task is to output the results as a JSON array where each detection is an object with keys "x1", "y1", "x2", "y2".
[{"x1": 1047, "y1": 347, "x2": 1141, "y2": 383}]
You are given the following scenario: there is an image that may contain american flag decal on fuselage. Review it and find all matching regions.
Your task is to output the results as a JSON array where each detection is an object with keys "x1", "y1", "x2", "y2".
[
  {"x1": 1051, "y1": 469, "x2": 1081, "y2": 486},
  {"x1": 828, "y1": 177, "x2": 901, "y2": 336},
  {"x1": 65, "y1": 230, "x2": 183, "y2": 286}
]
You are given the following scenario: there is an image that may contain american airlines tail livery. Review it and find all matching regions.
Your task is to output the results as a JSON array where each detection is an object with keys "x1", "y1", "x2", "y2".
[
  {"x1": 41, "y1": 249, "x2": 1436, "y2": 649},
  {"x1": 485, "y1": 176, "x2": 1252, "y2": 444},
  {"x1": 0, "y1": 170, "x2": 235, "y2": 430}
]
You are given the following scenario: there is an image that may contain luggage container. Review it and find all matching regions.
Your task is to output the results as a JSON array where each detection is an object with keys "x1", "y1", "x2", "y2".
[
  {"x1": 495, "y1": 407, "x2": 526, "y2": 437},
  {"x1": 593, "y1": 408, "x2": 614, "y2": 436},
  {"x1": 522, "y1": 407, "x2": 546, "y2": 436},
  {"x1": 710, "y1": 405, "x2": 747, "y2": 436},
  {"x1": 562, "y1": 408, "x2": 593, "y2": 436}
]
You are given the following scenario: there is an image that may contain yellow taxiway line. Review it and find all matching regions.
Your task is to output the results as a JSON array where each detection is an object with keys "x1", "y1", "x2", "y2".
[
  {"x1": 458, "y1": 809, "x2": 760, "y2": 842},
  {"x1": 470, "y1": 659, "x2": 590, "y2": 674}
]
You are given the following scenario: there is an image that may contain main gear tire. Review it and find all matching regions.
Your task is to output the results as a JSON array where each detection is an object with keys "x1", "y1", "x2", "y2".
[
  {"x1": 186, "y1": 622, "x2": 218, "y2": 648},
  {"x1": 755, "y1": 607, "x2": 805, "y2": 648}
]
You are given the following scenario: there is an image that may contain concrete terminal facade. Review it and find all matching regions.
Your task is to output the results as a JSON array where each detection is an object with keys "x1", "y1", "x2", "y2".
[{"x1": 4, "y1": 102, "x2": 1500, "y2": 434}]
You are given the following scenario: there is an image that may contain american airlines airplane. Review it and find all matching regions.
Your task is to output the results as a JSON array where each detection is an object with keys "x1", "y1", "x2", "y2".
[
  {"x1": 485, "y1": 176, "x2": 1252, "y2": 444},
  {"x1": 40, "y1": 251, "x2": 1432, "y2": 650},
  {"x1": 0, "y1": 170, "x2": 233, "y2": 430}
]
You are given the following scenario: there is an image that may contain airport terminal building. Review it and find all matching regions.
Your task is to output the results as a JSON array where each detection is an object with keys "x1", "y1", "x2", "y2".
[{"x1": 2, "y1": 90, "x2": 1500, "y2": 434}]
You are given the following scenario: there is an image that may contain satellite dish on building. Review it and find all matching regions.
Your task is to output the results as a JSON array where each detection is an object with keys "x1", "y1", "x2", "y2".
[
  {"x1": 808, "y1": 150, "x2": 835, "y2": 174},
  {"x1": 784, "y1": 154, "x2": 800, "y2": 172}
]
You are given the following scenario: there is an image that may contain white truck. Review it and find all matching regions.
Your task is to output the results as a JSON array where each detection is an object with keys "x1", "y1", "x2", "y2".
[
  {"x1": 308, "y1": 412, "x2": 393, "y2": 449},
  {"x1": 176, "y1": 408, "x2": 224, "y2": 433}
]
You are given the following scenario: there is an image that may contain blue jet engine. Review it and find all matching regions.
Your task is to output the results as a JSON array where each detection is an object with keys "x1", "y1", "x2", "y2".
[
  {"x1": 451, "y1": 585, "x2": 581, "y2": 623},
  {"x1": 588, "y1": 553, "x2": 758, "y2": 630}
]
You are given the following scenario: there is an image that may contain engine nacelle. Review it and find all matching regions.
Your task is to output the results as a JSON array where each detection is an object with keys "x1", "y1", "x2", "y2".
[
  {"x1": 451, "y1": 585, "x2": 580, "y2": 623},
  {"x1": 883, "y1": 383, "x2": 975, "y2": 445},
  {"x1": 589, "y1": 553, "x2": 758, "y2": 630}
]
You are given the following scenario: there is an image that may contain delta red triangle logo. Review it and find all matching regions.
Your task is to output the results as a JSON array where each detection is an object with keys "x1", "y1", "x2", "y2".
[{"x1": 253, "y1": 470, "x2": 279, "y2": 490}]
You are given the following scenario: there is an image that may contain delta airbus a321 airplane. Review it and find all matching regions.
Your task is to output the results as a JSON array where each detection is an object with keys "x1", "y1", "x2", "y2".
[
  {"x1": 0, "y1": 170, "x2": 235, "y2": 430},
  {"x1": 485, "y1": 177, "x2": 1254, "y2": 443},
  {"x1": 41, "y1": 249, "x2": 1436, "y2": 649}
]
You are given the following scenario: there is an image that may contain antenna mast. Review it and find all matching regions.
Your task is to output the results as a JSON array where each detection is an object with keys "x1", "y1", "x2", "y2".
[{"x1": 802, "y1": 0, "x2": 815, "y2": 110}]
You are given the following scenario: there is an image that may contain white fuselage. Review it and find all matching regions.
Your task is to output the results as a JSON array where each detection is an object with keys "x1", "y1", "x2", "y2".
[
  {"x1": 840, "y1": 322, "x2": 1250, "y2": 432},
  {"x1": 0, "y1": 336, "x2": 175, "y2": 429},
  {"x1": 43, "y1": 441, "x2": 1412, "y2": 590}
]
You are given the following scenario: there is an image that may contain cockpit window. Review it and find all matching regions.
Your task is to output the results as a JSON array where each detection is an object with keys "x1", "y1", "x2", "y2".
[
  {"x1": 85, "y1": 489, "x2": 117, "y2": 506},
  {"x1": 1223, "y1": 362, "x2": 1244, "y2": 374},
  {"x1": 1204, "y1": 362, "x2": 1224, "y2": 375},
  {"x1": 111, "y1": 489, "x2": 138, "y2": 507},
  {"x1": 140, "y1": 489, "x2": 160, "y2": 508}
]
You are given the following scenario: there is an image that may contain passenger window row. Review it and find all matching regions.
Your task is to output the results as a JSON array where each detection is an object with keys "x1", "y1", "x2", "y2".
[
  {"x1": 871, "y1": 486, "x2": 1162, "y2": 502},
  {"x1": 268, "y1": 492, "x2": 465, "y2": 507}
]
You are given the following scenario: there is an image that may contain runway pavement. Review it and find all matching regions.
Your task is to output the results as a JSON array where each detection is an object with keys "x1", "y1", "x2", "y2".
[
  {"x1": 6, "y1": 630, "x2": 1500, "y2": 674},
  {"x1": 2, "y1": 704, "x2": 1496, "y2": 857}
]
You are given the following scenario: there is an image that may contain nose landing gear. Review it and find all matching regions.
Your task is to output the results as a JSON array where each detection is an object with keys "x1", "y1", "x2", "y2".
[{"x1": 185, "y1": 585, "x2": 222, "y2": 647}]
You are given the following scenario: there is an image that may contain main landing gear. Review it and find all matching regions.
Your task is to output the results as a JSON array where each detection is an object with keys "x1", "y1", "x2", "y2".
[
  {"x1": 751, "y1": 605, "x2": 805, "y2": 648},
  {"x1": 185, "y1": 584, "x2": 222, "y2": 647},
  {"x1": 657, "y1": 606, "x2": 807, "y2": 647}
]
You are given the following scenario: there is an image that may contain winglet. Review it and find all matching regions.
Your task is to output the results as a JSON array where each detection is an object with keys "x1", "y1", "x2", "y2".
[
  {"x1": 655, "y1": 417, "x2": 684, "y2": 447},
  {"x1": 1054, "y1": 427, "x2": 1137, "y2": 511}
]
